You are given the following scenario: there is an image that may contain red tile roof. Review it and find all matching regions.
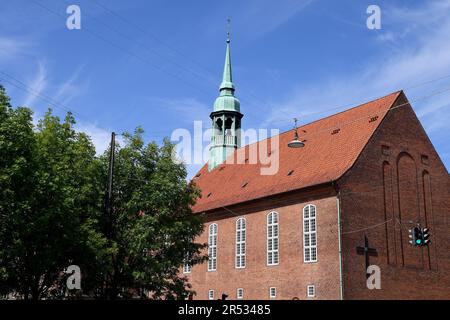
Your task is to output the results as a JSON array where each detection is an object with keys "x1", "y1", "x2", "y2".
[{"x1": 192, "y1": 91, "x2": 402, "y2": 213}]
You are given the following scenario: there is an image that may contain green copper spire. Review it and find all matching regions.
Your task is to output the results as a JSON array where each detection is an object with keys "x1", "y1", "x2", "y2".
[
  {"x1": 213, "y1": 31, "x2": 240, "y2": 112},
  {"x1": 219, "y1": 34, "x2": 234, "y2": 92},
  {"x1": 208, "y1": 25, "x2": 243, "y2": 171}
]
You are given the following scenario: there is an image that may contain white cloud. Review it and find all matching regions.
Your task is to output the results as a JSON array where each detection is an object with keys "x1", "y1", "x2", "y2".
[
  {"x1": 0, "y1": 36, "x2": 29, "y2": 62},
  {"x1": 53, "y1": 66, "x2": 89, "y2": 106},
  {"x1": 23, "y1": 61, "x2": 47, "y2": 108},
  {"x1": 376, "y1": 31, "x2": 396, "y2": 43},
  {"x1": 242, "y1": 0, "x2": 315, "y2": 36},
  {"x1": 150, "y1": 97, "x2": 211, "y2": 124},
  {"x1": 206, "y1": 0, "x2": 315, "y2": 39},
  {"x1": 260, "y1": 1, "x2": 450, "y2": 132},
  {"x1": 76, "y1": 122, "x2": 124, "y2": 155}
]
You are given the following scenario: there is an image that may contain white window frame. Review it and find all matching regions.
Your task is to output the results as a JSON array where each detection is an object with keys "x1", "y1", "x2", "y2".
[
  {"x1": 183, "y1": 253, "x2": 191, "y2": 274},
  {"x1": 307, "y1": 285, "x2": 315, "y2": 298},
  {"x1": 267, "y1": 212, "x2": 279, "y2": 266},
  {"x1": 208, "y1": 223, "x2": 218, "y2": 271},
  {"x1": 235, "y1": 218, "x2": 246, "y2": 268},
  {"x1": 208, "y1": 290, "x2": 214, "y2": 300},
  {"x1": 269, "y1": 287, "x2": 277, "y2": 299},
  {"x1": 303, "y1": 205, "x2": 317, "y2": 263},
  {"x1": 236, "y1": 288, "x2": 244, "y2": 300}
]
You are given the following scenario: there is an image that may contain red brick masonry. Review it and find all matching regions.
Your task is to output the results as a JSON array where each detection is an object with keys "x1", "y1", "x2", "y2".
[{"x1": 187, "y1": 91, "x2": 450, "y2": 300}]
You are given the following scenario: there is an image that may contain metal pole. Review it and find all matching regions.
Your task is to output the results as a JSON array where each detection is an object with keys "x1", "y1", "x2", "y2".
[
  {"x1": 105, "y1": 132, "x2": 115, "y2": 237},
  {"x1": 337, "y1": 192, "x2": 344, "y2": 300}
]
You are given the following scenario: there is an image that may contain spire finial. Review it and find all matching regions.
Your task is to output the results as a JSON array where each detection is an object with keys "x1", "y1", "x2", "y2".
[
  {"x1": 226, "y1": 18, "x2": 231, "y2": 43},
  {"x1": 219, "y1": 19, "x2": 234, "y2": 93}
]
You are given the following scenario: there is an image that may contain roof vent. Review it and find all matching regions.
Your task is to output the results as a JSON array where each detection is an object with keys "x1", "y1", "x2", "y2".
[
  {"x1": 369, "y1": 116, "x2": 379, "y2": 123},
  {"x1": 241, "y1": 182, "x2": 248, "y2": 188},
  {"x1": 331, "y1": 128, "x2": 340, "y2": 135},
  {"x1": 206, "y1": 192, "x2": 212, "y2": 198},
  {"x1": 219, "y1": 166, "x2": 225, "y2": 171},
  {"x1": 287, "y1": 170, "x2": 294, "y2": 176}
]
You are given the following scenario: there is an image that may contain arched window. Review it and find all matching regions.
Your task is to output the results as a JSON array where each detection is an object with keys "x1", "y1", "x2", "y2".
[
  {"x1": 303, "y1": 205, "x2": 317, "y2": 263},
  {"x1": 267, "y1": 212, "x2": 279, "y2": 265},
  {"x1": 208, "y1": 223, "x2": 218, "y2": 271},
  {"x1": 235, "y1": 218, "x2": 246, "y2": 268}
]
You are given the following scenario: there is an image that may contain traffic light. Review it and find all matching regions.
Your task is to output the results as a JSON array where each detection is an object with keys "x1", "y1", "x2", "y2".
[
  {"x1": 422, "y1": 227, "x2": 430, "y2": 245},
  {"x1": 408, "y1": 226, "x2": 431, "y2": 247},
  {"x1": 409, "y1": 227, "x2": 421, "y2": 246}
]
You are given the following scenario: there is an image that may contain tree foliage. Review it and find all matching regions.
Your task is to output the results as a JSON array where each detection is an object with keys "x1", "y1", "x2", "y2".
[
  {"x1": 0, "y1": 85, "x2": 205, "y2": 300},
  {"x1": 92, "y1": 129, "x2": 206, "y2": 300}
]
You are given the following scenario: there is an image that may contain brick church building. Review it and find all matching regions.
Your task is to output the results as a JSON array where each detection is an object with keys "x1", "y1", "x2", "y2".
[{"x1": 185, "y1": 36, "x2": 450, "y2": 300}]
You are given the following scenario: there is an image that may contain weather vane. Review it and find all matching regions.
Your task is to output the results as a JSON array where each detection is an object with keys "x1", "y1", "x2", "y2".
[{"x1": 227, "y1": 18, "x2": 231, "y2": 42}]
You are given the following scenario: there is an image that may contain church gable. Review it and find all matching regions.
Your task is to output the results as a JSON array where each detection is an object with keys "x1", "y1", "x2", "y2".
[{"x1": 337, "y1": 91, "x2": 450, "y2": 298}]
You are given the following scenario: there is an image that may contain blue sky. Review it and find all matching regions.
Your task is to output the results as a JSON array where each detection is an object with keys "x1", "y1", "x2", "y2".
[{"x1": 1, "y1": 0, "x2": 449, "y2": 178}]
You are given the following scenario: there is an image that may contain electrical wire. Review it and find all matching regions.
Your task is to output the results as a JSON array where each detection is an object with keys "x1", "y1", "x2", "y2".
[
  {"x1": 0, "y1": 71, "x2": 171, "y2": 138},
  {"x1": 7, "y1": 66, "x2": 449, "y2": 158},
  {"x1": 35, "y1": 0, "x2": 450, "y2": 127},
  {"x1": 279, "y1": 85, "x2": 450, "y2": 141},
  {"x1": 29, "y1": 0, "x2": 214, "y2": 98},
  {"x1": 92, "y1": 0, "x2": 450, "y2": 126},
  {"x1": 91, "y1": 0, "x2": 219, "y2": 83},
  {"x1": 22, "y1": 0, "x2": 450, "y2": 132},
  {"x1": 62, "y1": 0, "x2": 217, "y2": 88},
  {"x1": 269, "y1": 74, "x2": 450, "y2": 125},
  {"x1": 5, "y1": 0, "x2": 450, "y2": 164}
]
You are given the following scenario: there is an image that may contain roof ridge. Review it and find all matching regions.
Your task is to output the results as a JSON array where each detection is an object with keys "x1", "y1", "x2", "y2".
[
  {"x1": 237, "y1": 90, "x2": 402, "y2": 150},
  {"x1": 193, "y1": 90, "x2": 407, "y2": 212},
  {"x1": 196, "y1": 90, "x2": 402, "y2": 175},
  {"x1": 297, "y1": 90, "x2": 402, "y2": 130}
]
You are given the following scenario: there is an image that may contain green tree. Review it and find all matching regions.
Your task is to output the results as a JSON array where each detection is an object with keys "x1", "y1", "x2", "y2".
[
  {"x1": 95, "y1": 128, "x2": 206, "y2": 300},
  {"x1": 0, "y1": 84, "x2": 104, "y2": 299},
  {"x1": 0, "y1": 85, "x2": 37, "y2": 296},
  {"x1": 0, "y1": 85, "x2": 206, "y2": 300}
]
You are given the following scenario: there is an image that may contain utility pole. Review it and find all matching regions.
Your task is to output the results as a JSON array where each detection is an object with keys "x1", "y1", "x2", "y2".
[
  {"x1": 103, "y1": 132, "x2": 116, "y2": 300},
  {"x1": 105, "y1": 132, "x2": 116, "y2": 238}
]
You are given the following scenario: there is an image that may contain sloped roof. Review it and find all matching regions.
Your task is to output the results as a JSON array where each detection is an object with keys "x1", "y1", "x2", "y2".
[{"x1": 192, "y1": 91, "x2": 402, "y2": 213}]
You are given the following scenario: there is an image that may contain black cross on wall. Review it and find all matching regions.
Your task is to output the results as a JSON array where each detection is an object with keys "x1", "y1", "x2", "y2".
[{"x1": 356, "y1": 235, "x2": 378, "y2": 278}]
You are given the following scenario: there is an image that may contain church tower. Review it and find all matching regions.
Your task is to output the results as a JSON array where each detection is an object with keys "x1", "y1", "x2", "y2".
[{"x1": 208, "y1": 32, "x2": 243, "y2": 171}]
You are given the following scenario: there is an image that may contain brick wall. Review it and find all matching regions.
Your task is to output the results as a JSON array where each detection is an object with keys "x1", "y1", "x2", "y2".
[
  {"x1": 338, "y1": 92, "x2": 450, "y2": 299},
  {"x1": 187, "y1": 186, "x2": 342, "y2": 300}
]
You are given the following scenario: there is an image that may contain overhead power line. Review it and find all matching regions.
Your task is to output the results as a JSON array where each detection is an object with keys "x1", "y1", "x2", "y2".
[
  {"x1": 3, "y1": 71, "x2": 450, "y2": 153},
  {"x1": 61, "y1": 0, "x2": 217, "y2": 88},
  {"x1": 30, "y1": 0, "x2": 450, "y2": 128},
  {"x1": 265, "y1": 85, "x2": 450, "y2": 142},
  {"x1": 91, "y1": 0, "x2": 219, "y2": 83},
  {"x1": 30, "y1": 0, "x2": 214, "y2": 98},
  {"x1": 0, "y1": 71, "x2": 169, "y2": 138},
  {"x1": 269, "y1": 75, "x2": 450, "y2": 126}
]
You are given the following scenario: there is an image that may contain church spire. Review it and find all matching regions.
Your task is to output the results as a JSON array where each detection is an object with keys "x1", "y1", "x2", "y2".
[
  {"x1": 213, "y1": 23, "x2": 240, "y2": 113},
  {"x1": 208, "y1": 23, "x2": 243, "y2": 171},
  {"x1": 219, "y1": 23, "x2": 234, "y2": 94}
]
